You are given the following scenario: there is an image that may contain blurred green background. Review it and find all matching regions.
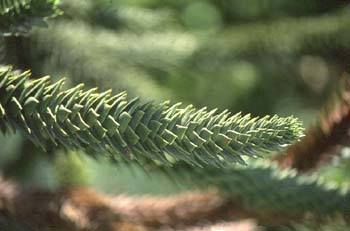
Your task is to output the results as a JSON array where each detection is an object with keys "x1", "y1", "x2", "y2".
[{"x1": 1, "y1": 0, "x2": 350, "y2": 199}]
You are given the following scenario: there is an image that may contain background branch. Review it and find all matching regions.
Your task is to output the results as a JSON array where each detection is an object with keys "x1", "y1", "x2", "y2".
[
  {"x1": 0, "y1": 175, "x2": 259, "y2": 231},
  {"x1": 276, "y1": 77, "x2": 350, "y2": 172}
]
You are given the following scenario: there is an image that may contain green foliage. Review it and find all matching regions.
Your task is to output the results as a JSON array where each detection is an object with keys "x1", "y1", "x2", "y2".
[
  {"x1": 199, "y1": 10, "x2": 350, "y2": 59},
  {"x1": 276, "y1": 218, "x2": 350, "y2": 231},
  {"x1": 53, "y1": 150, "x2": 88, "y2": 187},
  {"x1": 1, "y1": 0, "x2": 349, "y2": 229},
  {"x1": 29, "y1": 20, "x2": 194, "y2": 100},
  {"x1": 0, "y1": 0, "x2": 62, "y2": 36},
  {"x1": 27, "y1": 1, "x2": 350, "y2": 117},
  {"x1": 0, "y1": 67, "x2": 303, "y2": 167},
  {"x1": 315, "y1": 148, "x2": 350, "y2": 187},
  {"x1": 164, "y1": 161, "x2": 350, "y2": 217}
]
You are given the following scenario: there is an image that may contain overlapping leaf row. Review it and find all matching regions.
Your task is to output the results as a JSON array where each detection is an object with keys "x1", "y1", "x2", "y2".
[
  {"x1": 0, "y1": 67, "x2": 303, "y2": 166},
  {"x1": 0, "y1": 0, "x2": 61, "y2": 36},
  {"x1": 168, "y1": 162, "x2": 350, "y2": 216}
]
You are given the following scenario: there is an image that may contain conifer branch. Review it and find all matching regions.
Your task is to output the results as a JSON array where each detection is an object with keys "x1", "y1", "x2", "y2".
[
  {"x1": 0, "y1": 67, "x2": 303, "y2": 167},
  {"x1": 1, "y1": 170, "x2": 347, "y2": 230},
  {"x1": 160, "y1": 161, "x2": 350, "y2": 219},
  {"x1": 200, "y1": 10, "x2": 350, "y2": 59},
  {"x1": 0, "y1": 0, "x2": 62, "y2": 36},
  {"x1": 29, "y1": 20, "x2": 192, "y2": 100}
]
